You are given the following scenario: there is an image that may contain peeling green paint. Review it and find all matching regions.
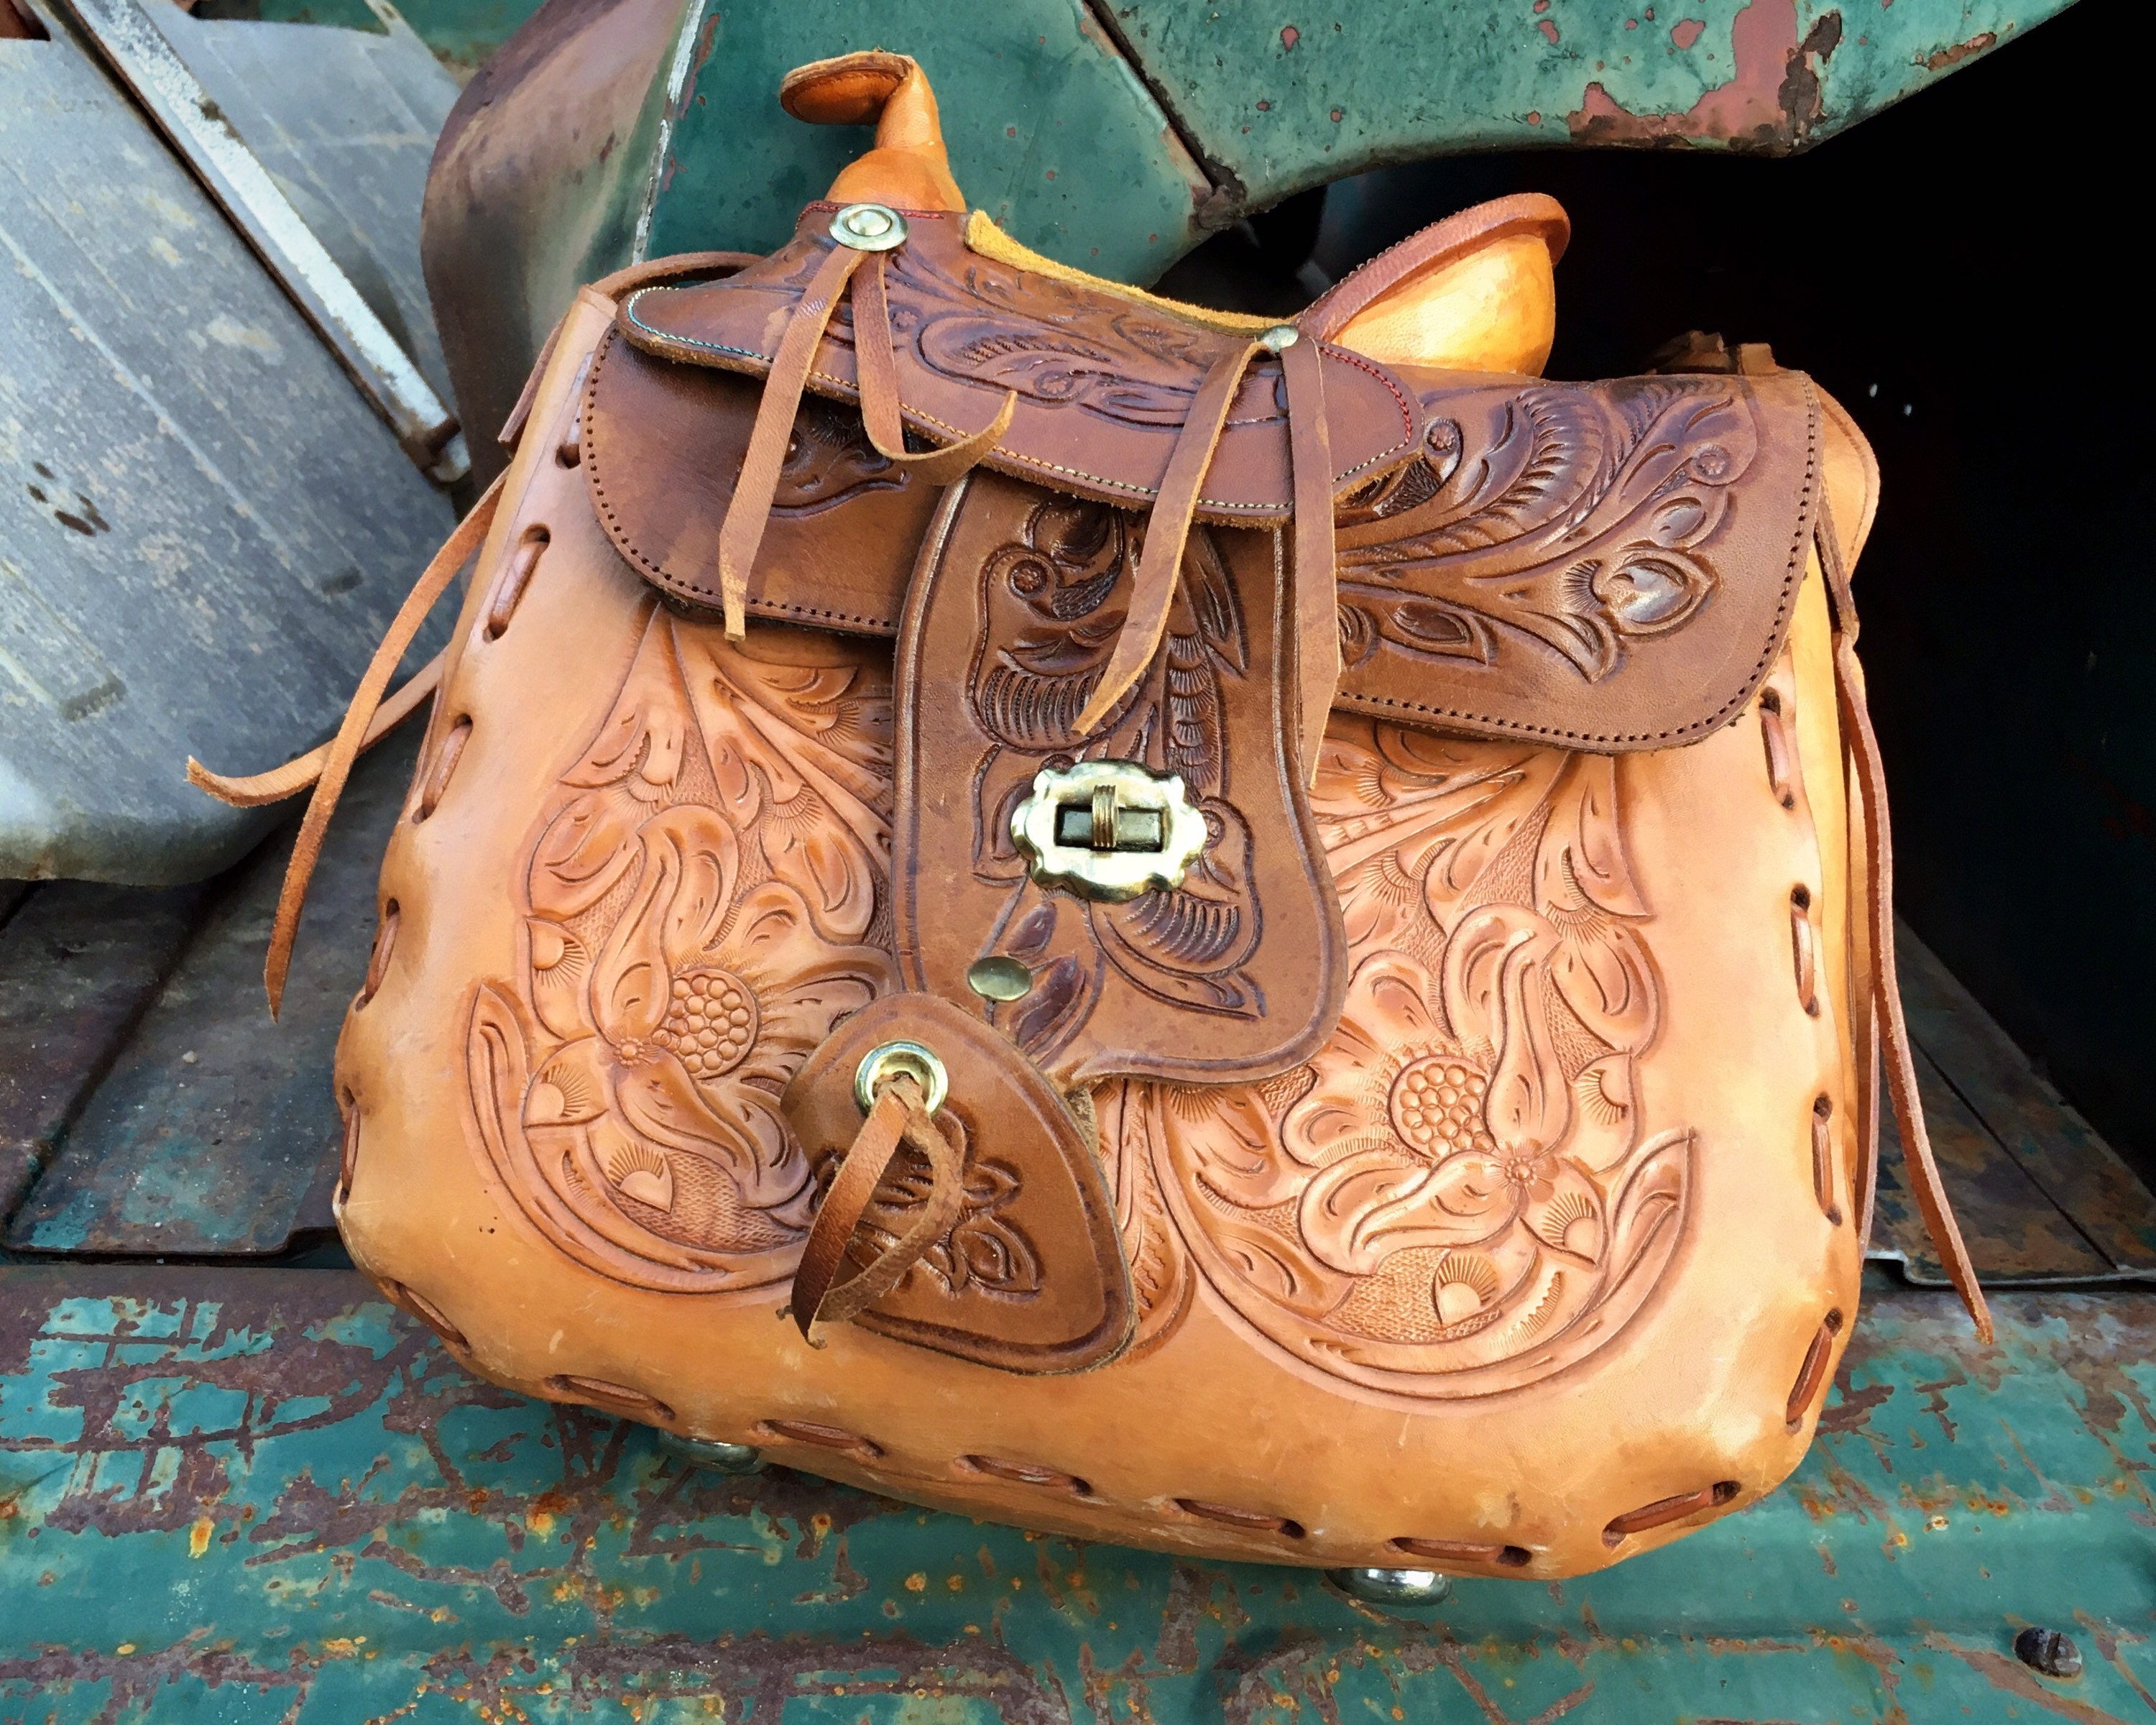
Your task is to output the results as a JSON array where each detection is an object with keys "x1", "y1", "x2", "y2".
[{"x1": 2, "y1": 1269, "x2": 2151, "y2": 1720}]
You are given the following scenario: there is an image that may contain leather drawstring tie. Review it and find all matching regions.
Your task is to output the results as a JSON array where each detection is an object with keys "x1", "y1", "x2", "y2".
[
  {"x1": 190, "y1": 652, "x2": 443, "y2": 809},
  {"x1": 1815, "y1": 502, "x2": 1992, "y2": 1343},
  {"x1": 716, "y1": 242, "x2": 866, "y2": 639},
  {"x1": 1072, "y1": 327, "x2": 1340, "y2": 786},
  {"x1": 1279, "y1": 333, "x2": 1339, "y2": 783},
  {"x1": 190, "y1": 474, "x2": 505, "y2": 1015},
  {"x1": 851, "y1": 249, "x2": 1014, "y2": 485},
  {"x1": 717, "y1": 236, "x2": 1013, "y2": 638},
  {"x1": 788, "y1": 1072, "x2": 966, "y2": 1346}
]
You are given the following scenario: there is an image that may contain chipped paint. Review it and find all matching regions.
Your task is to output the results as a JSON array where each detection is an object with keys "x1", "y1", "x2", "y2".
[
  {"x1": 1097, "y1": 0, "x2": 2074, "y2": 242},
  {"x1": 1570, "y1": 0, "x2": 1844, "y2": 149},
  {"x1": 1, "y1": 1267, "x2": 2152, "y2": 1720}
]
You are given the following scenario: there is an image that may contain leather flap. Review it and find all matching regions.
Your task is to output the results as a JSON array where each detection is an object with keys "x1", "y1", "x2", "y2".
[
  {"x1": 617, "y1": 207, "x2": 1422, "y2": 522},
  {"x1": 781, "y1": 992, "x2": 1134, "y2": 1374},
  {"x1": 586, "y1": 213, "x2": 1823, "y2": 753}
]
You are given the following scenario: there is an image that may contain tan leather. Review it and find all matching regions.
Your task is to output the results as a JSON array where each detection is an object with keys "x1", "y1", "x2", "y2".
[
  {"x1": 788, "y1": 1070, "x2": 965, "y2": 1343},
  {"x1": 248, "y1": 53, "x2": 1986, "y2": 1581},
  {"x1": 189, "y1": 650, "x2": 443, "y2": 808},
  {"x1": 783, "y1": 992, "x2": 1135, "y2": 1372}
]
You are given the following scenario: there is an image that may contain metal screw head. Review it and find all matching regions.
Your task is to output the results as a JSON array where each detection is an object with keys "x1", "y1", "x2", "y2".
[
  {"x1": 1327, "y1": 1568, "x2": 1452, "y2": 1609},
  {"x1": 2014, "y1": 1627, "x2": 2083, "y2": 1679},
  {"x1": 1258, "y1": 323, "x2": 1300, "y2": 353},
  {"x1": 655, "y1": 1432, "x2": 765, "y2": 1475},
  {"x1": 830, "y1": 202, "x2": 908, "y2": 252},
  {"x1": 967, "y1": 956, "x2": 1034, "y2": 1001}
]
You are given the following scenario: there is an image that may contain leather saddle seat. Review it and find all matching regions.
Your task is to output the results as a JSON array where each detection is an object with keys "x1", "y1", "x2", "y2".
[{"x1": 207, "y1": 49, "x2": 1989, "y2": 1579}]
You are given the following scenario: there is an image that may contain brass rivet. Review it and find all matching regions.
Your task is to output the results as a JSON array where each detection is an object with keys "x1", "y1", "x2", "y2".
[
  {"x1": 967, "y1": 957, "x2": 1034, "y2": 1002},
  {"x1": 830, "y1": 202, "x2": 908, "y2": 252},
  {"x1": 853, "y1": 1039, "x2": 948, "y2": 1116},
  {"x1": 1259, "y1": 324, "x2": 1300, "y2": 353}
]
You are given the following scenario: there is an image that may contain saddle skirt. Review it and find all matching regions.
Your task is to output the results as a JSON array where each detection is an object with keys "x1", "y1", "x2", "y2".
[{"x1": 204, "y1": 49, "x2": 1989, "y2": 1579}]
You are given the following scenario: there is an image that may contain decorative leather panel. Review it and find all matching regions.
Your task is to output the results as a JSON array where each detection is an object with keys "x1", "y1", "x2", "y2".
[
  {"x1": 782, "y1": 992, "x2": 1135, "y2": 1373},
  {"x1": 891, "y1": 470, "x2": 1348, "y2": 1087},
  {"x1": 614, "y1": 208, "x2": 1422, "y2": 521},
  {"x1": 466, "y1": 606, "x2": 898, "y2": 1293},
  {"x1": 1328, "y1": 368, "x2": 1820, "y2": 748},
  {"x1": 1099, "y1": 714, "x2": 1692, "y2": 1397},
  {"x1": 585, "y1": 281, "x2": 1820, "y2": 751}
]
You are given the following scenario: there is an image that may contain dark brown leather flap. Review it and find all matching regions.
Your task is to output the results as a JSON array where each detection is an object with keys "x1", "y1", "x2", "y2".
[
  {"x1": 585, "y1": 217, "x2": 1822, "y2": 753},
  {"x1": 616, "y1": 208, "x2": 1422, "y2": 522}
]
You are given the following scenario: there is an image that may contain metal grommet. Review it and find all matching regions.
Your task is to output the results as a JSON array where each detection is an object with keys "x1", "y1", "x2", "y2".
[
  {"x1": 853, "y1": 1039, "x2": 948, "y2": 1117},
  {"x1": 830, "y1": 202, "x2": 908, "y2": 252},
  {"x1": 1327, "y1": 1568, "x2": 1452, "y2": 1609},
  {"x1": 1258, "y1": 323, "x2": 1299, "y2": 353},
  {"x1": 655, "y1": 1432, "x2": 765, "y2": 1475},
  {"x1": 967, "y1": 956, "x2": 1034, "y2": 1001}
]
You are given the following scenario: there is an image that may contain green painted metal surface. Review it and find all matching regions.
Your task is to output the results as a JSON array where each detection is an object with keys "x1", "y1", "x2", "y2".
[
  {"x1": 244, "y1": 0, "x2": 552, "y2": 73},
  {"x1": 3, "y1": 1267, "x2": 2151, "y2": 1719},
  {"x1": 629, "y1": 0, "x2": 2079, "y2": 286},
  {"x1": 1102, "y1": 0, "x2": 2083, "y2": 209},
  {"x1": 640, "y1": 0, "x2": 1210, "y2": 280}
]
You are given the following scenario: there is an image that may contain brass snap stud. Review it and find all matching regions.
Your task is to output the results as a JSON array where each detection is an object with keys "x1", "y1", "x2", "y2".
[
  {"x1": 966, "y1": 956, "x2": 1034, "y2": 1001},
  {"x1": 830, "y1": 202, "x2": 908, "y2": 252},
  {"x1": 853, "y1": 1039, "x2": 948, "y2": 1116}
]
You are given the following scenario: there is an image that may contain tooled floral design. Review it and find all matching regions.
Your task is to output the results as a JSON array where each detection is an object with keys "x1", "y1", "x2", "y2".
[
  {"x1": 961, "y1": 493, "x2": 1268, "y2": 1059},
  {"x1": 467, "y1": 609, "x2": 897, "y2": 1294},
  {"x1": 1334, "y1": 379, "x2": 1759, "y2": 681},
  {"x1": 842, "y1": 1133, "x2": 1044, "y2": 1301},
  {"x1": 1126, "y1": 717, "x2": 1691, "y2": 1399}
]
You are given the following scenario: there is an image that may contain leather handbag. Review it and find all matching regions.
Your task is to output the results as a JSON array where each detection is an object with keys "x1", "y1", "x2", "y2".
[{"x1": 197, "y1": 50, "x2": 1989, "y2": 1578}]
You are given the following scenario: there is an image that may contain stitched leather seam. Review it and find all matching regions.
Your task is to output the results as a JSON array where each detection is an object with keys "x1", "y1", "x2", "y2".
[
  {"x1": 1332, "y1": 377, "x2": 1819, "y2": 745},
  {"x1": 620, "y1": 295, "x2": 1414, "y2": 507}
]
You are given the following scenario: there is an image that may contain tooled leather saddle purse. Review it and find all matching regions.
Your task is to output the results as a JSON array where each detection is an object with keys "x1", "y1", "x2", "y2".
[{"x1": 198, "y1": 51, "x2": 1990, "y2": 1578}]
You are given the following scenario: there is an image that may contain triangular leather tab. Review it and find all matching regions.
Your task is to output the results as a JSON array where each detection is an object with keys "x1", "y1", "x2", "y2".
[{"x1": 780, "y1": 993, "x2": 1134, "y2": 1374}]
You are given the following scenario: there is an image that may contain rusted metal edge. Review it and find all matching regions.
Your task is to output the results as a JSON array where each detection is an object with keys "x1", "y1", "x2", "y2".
[
  {"x1": 627, "y1": 0, "x2": 707, "y2": 265},
  {"x1": 54, "y1": 0, "x2": 468, "y2": 483}
]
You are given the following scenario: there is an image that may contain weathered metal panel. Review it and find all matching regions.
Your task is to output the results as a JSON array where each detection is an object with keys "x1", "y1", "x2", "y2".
[
  {"x1": 4, "y1": 731, "x2": 418, "y2": 1256},
  {"x1": 0, "y1": 880, "x2": 204, "y2": 1218},
  {"x1": 420, "y1": 0, "x2": 687, "y2": 489},
  {"x1": 141, "y1": 0, "x2": 464, "y2": 408},
  {"x1": 0, "y1": 18, "x2": 453, "y2": 885},
  {"x1": 250, "y1": 0, "x2": 552, "y2": 75},
  {"x1": 1103, "y1": 0, "x2": 2083, "y2": 213},
  {"x1": 639, "y1": 0, "x2": 1214, "y2": 279},
  {"x1": 1, "y1": 1269, "x2": 2150, "y2": 1719}
]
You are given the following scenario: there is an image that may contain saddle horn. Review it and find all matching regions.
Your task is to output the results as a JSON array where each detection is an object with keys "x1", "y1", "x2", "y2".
[{"x1": 780, "y1": 50, "x2": 967, "y2": 213}]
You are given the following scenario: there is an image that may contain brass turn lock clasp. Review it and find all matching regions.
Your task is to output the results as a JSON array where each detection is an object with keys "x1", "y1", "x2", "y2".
[{"x1": 1010, "y1": 759, "x2": 1207, "y2": 902}]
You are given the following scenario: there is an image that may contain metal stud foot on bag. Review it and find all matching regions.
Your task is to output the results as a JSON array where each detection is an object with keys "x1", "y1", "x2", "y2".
[
  {"x1": 655, "y1": 1432, "x2": 765, "y2": 1475},
  {"x1": 1327, "y1": 1568, "x2": 1452, "y2": 1609}
]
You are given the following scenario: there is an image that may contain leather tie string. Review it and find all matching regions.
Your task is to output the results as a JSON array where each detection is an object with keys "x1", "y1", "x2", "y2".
[
  {"x1": 1074, "y1": 338, "x2": 1263, "y2": 737},
  {"x1": 1279, "y1": 334, "x2": 1338, "y2": 784},
  {"x1": 716, "y1": 241, "x2": 866, "y2": 638},
  {"x1": 852, "y1": 249, "x2": 1015, "y2": 486},
  {"x1": 1814, "y1": 501, "x2": 1993, "y2": 1343},
  {"x1": 1073, "y1": 332, "x2": 1341, "y2": 786},
  {"x1": 716, "y1": 239, "x2": 1013, "y2": 638},
  {"x1": 789, "y1": 1072, "x2": 967, "y2": 1346},
  {"x1": 191, "y1": 474, "x2": 505, "y2": 1016}
]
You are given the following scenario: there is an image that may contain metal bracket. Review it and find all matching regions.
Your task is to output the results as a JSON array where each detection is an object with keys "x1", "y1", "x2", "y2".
[
  {"x1": 56, "y1": 0, "x2": 466, "y2": 483},
  {"x1": 1010, "y1": 758, "x2": 1207, "y2": 903}
]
